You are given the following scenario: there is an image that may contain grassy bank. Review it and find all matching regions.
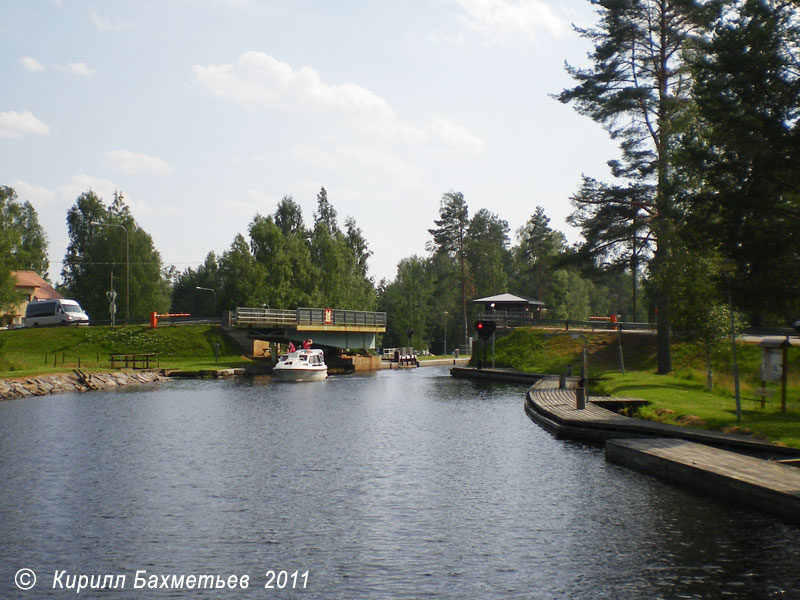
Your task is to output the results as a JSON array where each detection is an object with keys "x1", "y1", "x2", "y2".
[
  {"x1": 483, "y1": 328, "x2": 800, "y2": 448},
  {"x1": 0, "y1": 324, "x2": 253, "y2": 377}
]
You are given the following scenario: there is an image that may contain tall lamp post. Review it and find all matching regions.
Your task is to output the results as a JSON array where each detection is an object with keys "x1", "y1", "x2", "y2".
[
  {"x1": 443, "y1": 310, "x2": 449, "y2": 356},
  {"x1": 195, "y1": 286, "x2": 217, "y2": 317},
  {"x1": 91, "y1": 221, "x2": 129, "y2": 325},
  {"x1": 723, "y1": 261, "x2": 742, "y2": 422}
]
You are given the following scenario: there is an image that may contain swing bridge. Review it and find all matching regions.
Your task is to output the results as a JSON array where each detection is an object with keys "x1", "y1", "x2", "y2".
[{"x1": 230, "y1": 307, "x2": 386, "y2": 350}]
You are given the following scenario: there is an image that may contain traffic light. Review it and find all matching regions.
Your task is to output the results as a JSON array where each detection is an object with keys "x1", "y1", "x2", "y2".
[{"x1": 475, "y1": 319, "x2": 496, "y2": 340}]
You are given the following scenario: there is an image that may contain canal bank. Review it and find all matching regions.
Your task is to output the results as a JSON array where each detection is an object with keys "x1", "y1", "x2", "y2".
[
  {"x1": 0, "y1": 370, "x2": 165, "y2": 401},
  {"x1": 454, "y1": 366, "x2": 800, "y2": 525}
]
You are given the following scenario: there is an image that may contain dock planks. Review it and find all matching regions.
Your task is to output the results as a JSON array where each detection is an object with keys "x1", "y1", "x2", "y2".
[
  {"x1": 517, "y1": 375, "x2": 800, "y2": 524},
  {"x1": 525, "y1": 377, "x2": 800, "y2": 458},
  {"x1": 607, "y1": 438, "x2": 800, "y2": 524}
]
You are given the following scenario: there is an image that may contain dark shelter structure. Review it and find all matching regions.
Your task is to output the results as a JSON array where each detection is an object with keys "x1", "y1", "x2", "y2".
[{"x1": 472, "y1": 293, "x2": 545, "y2": 327}]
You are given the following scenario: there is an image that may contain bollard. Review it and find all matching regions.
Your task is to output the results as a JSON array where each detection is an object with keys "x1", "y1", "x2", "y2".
[
  {"x1": 558, "y1": 373, "x2": 566, "y2": 389},
  {"x1": 576, "y1": 378, "x2": 586, "y2": 410}
]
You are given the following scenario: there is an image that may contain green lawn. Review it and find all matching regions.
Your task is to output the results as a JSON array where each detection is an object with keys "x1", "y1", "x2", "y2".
[
  {"x1": 485, "y1": 327, "x2": 800, "y2": 448},
  {"x1": 0, "y1": 324, "x2": 254, "y2": 377},
  {"x1": 595, "y1": 371, "x2": 800, "y2": 448}
]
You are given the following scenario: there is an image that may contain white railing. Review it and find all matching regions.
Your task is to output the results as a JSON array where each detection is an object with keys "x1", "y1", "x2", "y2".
[
  {"x1": 234, "y1": 307, "x2": 386, "y2": 329},
  {"x1": 234, "y1": 308, "x2": 297, "y2": 327}
]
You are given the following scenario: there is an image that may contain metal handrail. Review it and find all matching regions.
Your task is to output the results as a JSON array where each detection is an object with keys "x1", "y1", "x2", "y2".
[{"x1": 234, "y1": 307, "x2": 386, "y2": 328}]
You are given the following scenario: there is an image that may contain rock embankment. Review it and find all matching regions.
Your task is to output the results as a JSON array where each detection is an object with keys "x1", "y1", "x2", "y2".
[{"x1": 0, "y1": 370, "x2": 165, "y2": 401}]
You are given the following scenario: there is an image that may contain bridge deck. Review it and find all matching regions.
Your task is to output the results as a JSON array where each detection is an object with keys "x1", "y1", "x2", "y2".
[{"x1": 232, "y1": 307, "x2": 385, "y2": 350}]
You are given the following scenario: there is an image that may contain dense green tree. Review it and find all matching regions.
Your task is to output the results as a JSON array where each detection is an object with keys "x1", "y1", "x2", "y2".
[
  {"x1": 170, "y1": 252, "x2": 220, "y2": 316},
  {"x1": 274, "y1": 194, "x2": 306, "y2": 237},
  {"x1": 558, "y1": 0, "x2": 717, "y2": 373},
  {"x1": 377, "y1": 256, "x2": 434, "y2": 349},
  {"x1": 547, "y1": 269, "x2": 593, "y2": 322},
  {"x1": 0, "y1": 186, "x2": 49, "y2": 311},
  {"x1": 249, "y1": 214, "x2": 316, "y2": 308},
  {"x1": 313, "y1": 187, "x2": 338, "y2": 235},
  {"x1": 567, "y1": 179, "x2": 649, "y2": 321},
  {"x1": 343, "y1": 216, "x2": 377, "y2": 310},
  {"x1": 663, "y1": 248, "x2": 736, "y2": 390},
  {"x1": 61, "y1": 190, "x2": 170, "y2": 322},
  {"x1": 679, "y1": 0, "x2": 800, "y2": 325},
  {"x1": 0, "y1": 186, "x2": 49, "y2": 276},
  {"x1": 465, "y1": 209, "x2": 510, "y2": 298},
  {"x1": 514, "y1": 206, "x2": 566, "y2": 302},
  {"x1": 217, "y1": 234, "x2": 270, "y2": 310},
  {"x1": 428, "y1": 191, "x2": 470, "y2": 346}
]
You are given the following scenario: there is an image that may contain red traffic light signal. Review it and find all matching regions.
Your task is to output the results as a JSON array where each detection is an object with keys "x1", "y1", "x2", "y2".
[{"x1": 475, "y1": 319, "x2": 496, "y2": 340}]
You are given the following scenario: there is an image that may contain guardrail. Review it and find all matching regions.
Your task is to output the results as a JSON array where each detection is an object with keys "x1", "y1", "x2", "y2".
[
  {"x1": 234, "y1": 307, "x2": 386, "y2": 329},
  {"x1": 297, "y1": 308, "x2": 386, "y2": 328},
  {"x1": 477, "y1": 312, "x2": 653, "y2": 332},
  {"x1": 234, "y1": 308, "x2": 297, "y2": 327}
]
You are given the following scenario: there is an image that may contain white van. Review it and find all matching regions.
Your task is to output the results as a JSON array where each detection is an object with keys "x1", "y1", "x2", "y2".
[{"x1": 24, "y1": 299, "x2": 90, "y2": 327}]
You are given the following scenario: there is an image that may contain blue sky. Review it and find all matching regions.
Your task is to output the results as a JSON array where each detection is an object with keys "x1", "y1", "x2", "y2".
[{"x1": 1, "y1": 0, "x2": 618, "y2": 285}]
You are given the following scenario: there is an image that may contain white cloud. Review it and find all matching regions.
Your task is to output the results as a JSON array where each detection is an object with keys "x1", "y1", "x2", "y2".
[
  {"x1": 447, "y1": 0, "x2": 568, "y2": 44},
  {"x1": 427, "y1": 118, "x2": 485, "y2": 153},
  {"x1": 20, "y1": 56, "x2": 45, "y2": 72},
  {"x1": 0, "y1": 110, "x2": 50, "y2": 139},
  {"x1": 55, "y1": 62, "x2": 94, "y2": 76},
  {"x1": 193, "y1": 52, "x2": 486, "y2": 150},
  {"x1": 193, "y1": 52, "x2": 427, "y2": 143},
  {"x1": 90, "y1": 10, "x2": 129, "y2": 32},
  {"x1": 11, "y1": 180, "x2": 58, "y2": 205},
  {"x1": 194, "y1": 52, "x2": 396, "y2": 119},
  {"x1": 105, "y1": 150, "x2": 174, "y2": 176}
]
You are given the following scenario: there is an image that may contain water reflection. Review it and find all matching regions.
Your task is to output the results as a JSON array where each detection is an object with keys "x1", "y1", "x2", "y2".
[{"x1": 0, "y1": 367, "x2": 798, "y2": 599}]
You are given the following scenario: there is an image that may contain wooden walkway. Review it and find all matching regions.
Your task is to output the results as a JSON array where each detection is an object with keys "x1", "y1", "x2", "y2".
[
  {"x1": 607, "y1": 438, "x2": 800, "y2": 524},
  {"x1": 523, "y1": 375, "x2": 800, "y2": 525},
  {"x1": 526, "y1": 376, "x2": 800, "y2": 458}
]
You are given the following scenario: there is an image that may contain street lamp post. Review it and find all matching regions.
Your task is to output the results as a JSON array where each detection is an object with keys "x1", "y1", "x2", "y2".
[
  {"x1": 195, "y1": 286, "x2": 217, "y2": 317},
  {"x1": 726, "y1": 277, "x2": 742, "y2": 422},
  {"x1": 443, "y1": 311, "x2": 449, "y2": 356},
  {"x1": 91, "y1": 221, "x2": 128, "y2": 325},
  {"x1": 722, "y1": 261, "x2": 742, "y2": 422}
]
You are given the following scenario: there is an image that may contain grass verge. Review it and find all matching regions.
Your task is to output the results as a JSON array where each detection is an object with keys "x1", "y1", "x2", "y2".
[
  {"x1": 0, "y1": 324, "x2": 254, "y2": 377},
  {"x1": 486, "y1": 327, "x2": 800, "y2": 448}
]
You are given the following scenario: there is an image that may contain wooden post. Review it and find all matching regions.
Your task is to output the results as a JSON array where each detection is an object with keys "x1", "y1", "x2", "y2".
[{"x1": 781, "y1": 338, "x2": 788, "y2": 413}]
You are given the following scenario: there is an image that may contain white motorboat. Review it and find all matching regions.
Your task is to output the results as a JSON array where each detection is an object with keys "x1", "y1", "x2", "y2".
[{"x1": 273, "y1": 348, "x2": 328, "y2": 381}]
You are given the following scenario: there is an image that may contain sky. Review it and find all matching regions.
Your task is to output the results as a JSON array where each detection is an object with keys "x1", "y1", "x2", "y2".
[{"x1": 1, "y1": 0, "x2": 620, "y2": 287}]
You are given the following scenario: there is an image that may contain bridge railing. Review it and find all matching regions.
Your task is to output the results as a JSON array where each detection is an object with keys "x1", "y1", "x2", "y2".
[
  {"x1": 234, "y1": 307, "x2": 297, "y2": 327},
  {"x1": 297, "y1": 308, "x2": 386, "y2": 328},
  {"x1": 233, "y1": 307, "x2": 386, "y2": 329}
]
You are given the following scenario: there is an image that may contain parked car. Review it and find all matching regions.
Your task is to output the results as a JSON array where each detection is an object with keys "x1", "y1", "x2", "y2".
[{"x1": 24, "y1": 298, "x2": 89, "y2": 327}]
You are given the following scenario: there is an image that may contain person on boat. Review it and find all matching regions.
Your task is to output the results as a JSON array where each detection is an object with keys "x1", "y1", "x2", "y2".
[
  {"x1": 302, "y1": 338, "x2": 312, "y2": 349},
  {"x1": 288, "y1": 341, "x2": 296, "y2": 353}
]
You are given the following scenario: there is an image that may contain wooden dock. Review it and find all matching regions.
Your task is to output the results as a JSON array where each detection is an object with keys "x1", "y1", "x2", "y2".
[
  {"x1": 450, "y1": 366, "x2": 548, "y2": 384},
  {"x1": 607, "y1": 438, "x2": 800, "y2": 524},
  {"x1": 451, "y1": 369, "x2": 800, "y2": 523},
  {"x1": 525, "y1": 376, "x2": 800, "y2": 458},
  {"x1": 516, "y1": 375, "x2": 800, "y2": 524}
]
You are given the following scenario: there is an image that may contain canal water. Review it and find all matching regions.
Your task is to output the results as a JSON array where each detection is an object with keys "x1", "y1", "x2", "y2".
[{"x1": 1, "y1": 366, "x2": 799, "y2": 599}]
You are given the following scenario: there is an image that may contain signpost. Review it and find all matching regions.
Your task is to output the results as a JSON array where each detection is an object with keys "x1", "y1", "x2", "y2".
[
  {"x1": 106, "y1": 288, "x2": 117, "y2": 328},
  {"x1": 475, "y1": 320, "x2": 496, "y2": 369}
]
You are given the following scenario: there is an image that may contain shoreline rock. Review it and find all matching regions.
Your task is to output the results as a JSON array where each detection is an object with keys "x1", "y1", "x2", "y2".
[{"x1": 0, "y1": 370, "x2": 166, "y2": 401}]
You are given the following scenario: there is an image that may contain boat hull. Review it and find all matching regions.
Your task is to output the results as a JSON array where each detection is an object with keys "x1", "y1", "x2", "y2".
[{"x1": 272, "y1": 366, "x2": 328, "y2": 382}]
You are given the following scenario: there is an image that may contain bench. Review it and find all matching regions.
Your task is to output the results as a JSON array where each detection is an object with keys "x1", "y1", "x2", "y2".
[{"x1": 751, "y1": 387, "x2": 775, "y2": 409}]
